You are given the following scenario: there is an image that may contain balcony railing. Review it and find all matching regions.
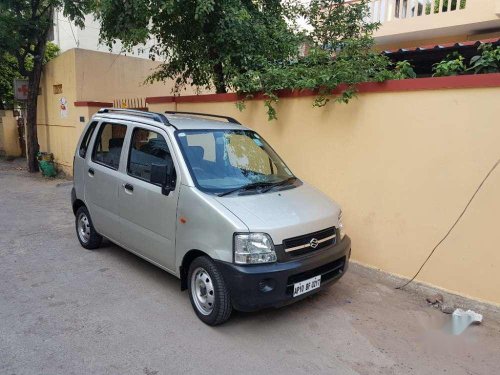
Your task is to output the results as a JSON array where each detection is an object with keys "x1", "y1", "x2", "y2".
[{"x1": 368, "y1": 0, "x2": 467, "y2": 24}]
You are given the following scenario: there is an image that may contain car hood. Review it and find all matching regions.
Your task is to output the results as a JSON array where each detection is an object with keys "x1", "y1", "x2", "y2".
[{"x1": 214, "y1": 182, "x2": 340, "y2": 245}]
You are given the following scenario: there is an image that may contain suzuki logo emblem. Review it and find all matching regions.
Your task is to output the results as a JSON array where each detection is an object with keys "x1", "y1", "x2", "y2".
[{"x1": 309, "y1": 238, "x2": 319, "y2": 249}]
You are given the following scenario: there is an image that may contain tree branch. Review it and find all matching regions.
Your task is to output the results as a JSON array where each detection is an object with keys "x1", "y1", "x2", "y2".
[{"x1": 37, "y1": 3, "x2": 54, "y2": 18}]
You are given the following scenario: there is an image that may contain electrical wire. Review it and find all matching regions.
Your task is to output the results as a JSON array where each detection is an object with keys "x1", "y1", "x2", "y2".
[{"x1": 396, "y1": 157, "x2": 500, "y2": 290}]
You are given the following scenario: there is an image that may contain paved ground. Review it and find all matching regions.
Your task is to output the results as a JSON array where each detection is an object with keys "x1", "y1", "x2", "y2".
[{"x1": 1, "y1": 158, "x2": 500, "y2": 375}]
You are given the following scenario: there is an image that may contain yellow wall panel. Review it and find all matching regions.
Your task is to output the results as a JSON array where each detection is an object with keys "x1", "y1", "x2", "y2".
[{"x1": 169, "y1": 87, "x2": 500, "y2": 306}]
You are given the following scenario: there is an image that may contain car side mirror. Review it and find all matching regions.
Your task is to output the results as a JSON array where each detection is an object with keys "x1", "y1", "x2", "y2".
[{"x1": 151, "y1": 161, "x2": 175, "y2": 195}]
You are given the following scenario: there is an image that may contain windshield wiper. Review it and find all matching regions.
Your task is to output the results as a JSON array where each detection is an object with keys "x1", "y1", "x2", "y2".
[
  {"x1": 261, "y1": 177, "x2": 298, "y2": 193},
  {"x1": 217, "y1": 182, "x2": 274, "y2": 197}
]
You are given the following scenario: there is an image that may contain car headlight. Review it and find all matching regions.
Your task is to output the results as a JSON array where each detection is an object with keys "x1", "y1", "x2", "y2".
[
  {"x1": 234, "y1": 233, "x2": 277, "y2": 264},
  {"x1": 338, "y1": 210, "x2": 346, "y2": 240}
]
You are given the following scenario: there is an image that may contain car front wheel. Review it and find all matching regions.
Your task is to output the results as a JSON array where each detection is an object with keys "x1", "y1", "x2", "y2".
[{"x1": 188, "y1": 256, "x2": 232, "y2": 325}]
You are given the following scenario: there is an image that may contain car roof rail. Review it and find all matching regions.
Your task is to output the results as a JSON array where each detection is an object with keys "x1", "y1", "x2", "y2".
[
  {"x1": 97, "y1": 108, "x2": 172, "y2": 127},
  {"x1": 165, "y1": 111, "x2": 241, "y2": 125}
]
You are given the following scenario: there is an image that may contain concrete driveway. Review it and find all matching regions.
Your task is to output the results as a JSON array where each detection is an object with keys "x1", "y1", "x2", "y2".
[{"x1": 1, "y1": 158, "x2": 499, "y2": 375}]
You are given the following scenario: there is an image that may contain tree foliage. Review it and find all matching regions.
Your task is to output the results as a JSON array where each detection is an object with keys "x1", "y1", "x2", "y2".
[
  {"x1": 234, "y1": 0, "x2": 392, "y2": 119},
  {"x1": 468, "y1": 44, "x2": 500, "y2": 74},
  {"x1": 0, "y1": 1, "x2": 88, "y2": 77},
  {"x1": 432, "y1": 52, "x2": 466, "y2": 77},
  {"x1": 0, "y1": 53, "x2": 19, "y2": 110},
  {"x1": 0, "y1": 43, "x2": 59, "y2": 110},
  {"x1": 0, "y1": 0, "x2": 90, "y2": 171},
  {"x1": 94, "y1": 0, "x2": 392, "y2": 119},
  {"x1": 431, "y1": 44, "x2": 500, "y2": 77},
  {"x1": 93, "y1": 0, "x2": 300, "y2": 94},
  {"x1": 392, "y1": 60, "x2": 416, "y2": 80}
]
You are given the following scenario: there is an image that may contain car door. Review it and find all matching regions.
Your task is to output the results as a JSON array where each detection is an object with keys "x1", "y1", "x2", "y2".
[
  {"x1": 117, "y1": 125, "x2": 179, "y2": 272},
  {"x1": 84, "y1": 121, "x2": 128, "y2": 241}
]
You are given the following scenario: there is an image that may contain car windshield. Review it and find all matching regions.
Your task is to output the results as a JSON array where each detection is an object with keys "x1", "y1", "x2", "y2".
[{"x1": 176, "y1": 129, "x2": 297, "y2": 195}]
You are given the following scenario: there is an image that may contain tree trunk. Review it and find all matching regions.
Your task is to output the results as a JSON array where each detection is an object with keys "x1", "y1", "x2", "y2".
[
  {"x1": 208, "y1": 47, "x2": 227, "y2": 94},
  {"x1": 213, "y1": 61, "x2": 227, "y2": 94},
  {"x1": 26, "y1": 43, "x2": 47, "y2": 173}
]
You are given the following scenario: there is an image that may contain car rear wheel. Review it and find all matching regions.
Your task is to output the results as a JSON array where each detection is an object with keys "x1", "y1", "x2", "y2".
[
  {"x1": 188, "y1": 256, "x2": 232, "y2": 325},
  {"x1": 75, "y1": 206, "x2": 102, "y2": 250}
]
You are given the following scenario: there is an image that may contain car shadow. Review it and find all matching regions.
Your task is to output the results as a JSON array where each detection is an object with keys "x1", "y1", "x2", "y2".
[
  {"x1": 92, "y1": 239, "x2": 345, "y2": 326},
  {"x1": 97, "y1": 239, "x2": 183, "y2": 292}
]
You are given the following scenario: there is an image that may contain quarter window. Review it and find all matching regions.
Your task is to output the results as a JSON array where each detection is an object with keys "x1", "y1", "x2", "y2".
[
  {"x1": 128, "y1": 128, "x2": 176, "y2": 184},
  {"x1": 79, "y1": 121, "x2": 97, "y2": 158},
  {"x1": 92, "y1": 122, "x2": 127, "y2": 169}
]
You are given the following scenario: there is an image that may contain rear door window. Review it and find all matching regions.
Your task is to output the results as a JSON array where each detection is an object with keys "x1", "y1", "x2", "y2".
[{"x1": 91, "y1": 122, "x2": 127, "y2": 170}]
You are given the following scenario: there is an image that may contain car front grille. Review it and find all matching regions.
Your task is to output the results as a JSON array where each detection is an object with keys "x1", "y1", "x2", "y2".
[{"x1": 283, "y1": 227, "x2": 336, "y2": 256}]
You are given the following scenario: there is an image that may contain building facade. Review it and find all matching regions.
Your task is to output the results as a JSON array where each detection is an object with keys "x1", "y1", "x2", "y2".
[
  {"x1": 51, "y1": 11, "x2": 155, "y2": 59},
  {"x1": 370, "y1": 0, "x2": 500, "y2": 49}
]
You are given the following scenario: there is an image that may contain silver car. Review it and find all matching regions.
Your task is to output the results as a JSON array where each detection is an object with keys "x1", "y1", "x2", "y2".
[{"x1": 71, "y1": 108, "x2": 351, "y2": 325}]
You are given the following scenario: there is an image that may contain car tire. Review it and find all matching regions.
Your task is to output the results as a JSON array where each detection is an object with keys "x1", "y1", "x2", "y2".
[
  {"x1": 188, "y1": 256, "x2": 232, "y2": 326},
  {"x1": 75, "y1": 206, "x2": 102, "y2": 250}
]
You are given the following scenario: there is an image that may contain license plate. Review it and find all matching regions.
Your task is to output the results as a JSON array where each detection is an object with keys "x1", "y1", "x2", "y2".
[{"x1": 293, "y1": 275, "x2": 321, "y2": 297}]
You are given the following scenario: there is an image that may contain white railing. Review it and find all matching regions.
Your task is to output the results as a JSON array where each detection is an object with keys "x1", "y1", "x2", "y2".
[{"x1": 367, "y1": 0, "x2": 467, "y2": 24}]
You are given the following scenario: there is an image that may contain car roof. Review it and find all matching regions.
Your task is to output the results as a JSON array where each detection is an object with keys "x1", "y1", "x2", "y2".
[{"x1": 92, "y1": 109, "x2": 249, "y2": 131}]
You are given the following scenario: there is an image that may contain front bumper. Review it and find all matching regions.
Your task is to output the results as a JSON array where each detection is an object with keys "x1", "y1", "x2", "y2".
[{"x1": 215, "y1": 235, "x2": 351, "y2": 312}]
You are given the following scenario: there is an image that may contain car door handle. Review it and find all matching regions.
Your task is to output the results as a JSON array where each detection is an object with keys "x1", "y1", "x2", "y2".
[
  {"x1": 123, "y1": 183, "x2": 134, "y2": 192},
  {"x1": 88, "y1": 168, "x2": 94, "y2": 176}
]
